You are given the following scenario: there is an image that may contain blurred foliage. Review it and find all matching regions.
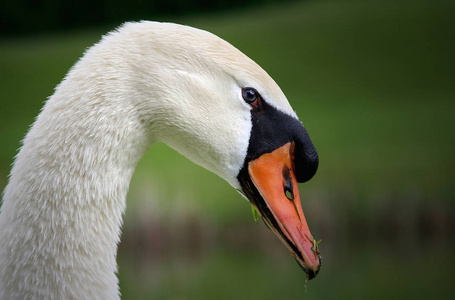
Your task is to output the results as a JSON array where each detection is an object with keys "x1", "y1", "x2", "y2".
[{"x1": 1, "y1": 0, "x2": 454, "y2": 299}]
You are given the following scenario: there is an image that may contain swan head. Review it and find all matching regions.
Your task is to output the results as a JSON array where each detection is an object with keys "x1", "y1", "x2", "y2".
[{"x1": 104, "y1": 22, "x2": 320, "y2": 278}]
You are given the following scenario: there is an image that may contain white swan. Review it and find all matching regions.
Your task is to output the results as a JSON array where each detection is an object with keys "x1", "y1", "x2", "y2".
[{"x1": 0, "y1": 21, "x2": 320, "y2": 299}]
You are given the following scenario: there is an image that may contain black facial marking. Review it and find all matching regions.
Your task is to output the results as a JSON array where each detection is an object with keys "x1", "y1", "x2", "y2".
[{"x1": 239, "y1": 99, "x2": 318, "y2": 183}]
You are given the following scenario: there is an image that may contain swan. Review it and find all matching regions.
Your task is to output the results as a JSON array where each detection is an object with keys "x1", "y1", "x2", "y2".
[{"x1": 0, "y1": 21, "x2": 320, "y2": 299}]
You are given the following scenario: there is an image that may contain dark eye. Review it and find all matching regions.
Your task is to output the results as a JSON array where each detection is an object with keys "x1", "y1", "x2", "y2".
[{"x1": 242, "y1": 88, "x2": 261, "y2": 107}]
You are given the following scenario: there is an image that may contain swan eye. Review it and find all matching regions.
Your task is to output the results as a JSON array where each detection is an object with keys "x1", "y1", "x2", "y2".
[{"x1": 242, "y1": 88, "x2": 261, "y2": 107}]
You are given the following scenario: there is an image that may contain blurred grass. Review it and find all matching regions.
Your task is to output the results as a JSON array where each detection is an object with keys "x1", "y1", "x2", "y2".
[{"x1": 1, "y1": 0, "x2": 454, "y2": 299}]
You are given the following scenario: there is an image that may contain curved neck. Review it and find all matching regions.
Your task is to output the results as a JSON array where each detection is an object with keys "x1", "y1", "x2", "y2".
[
  {"x1": 0, "y1": 73, "x2": 150, "y2": 298},
  {"x1": 0, "y1": 21, "x2": 261, "y2": 298}
]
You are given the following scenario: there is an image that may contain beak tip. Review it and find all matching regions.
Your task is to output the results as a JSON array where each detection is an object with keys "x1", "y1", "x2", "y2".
[
  {"x1": 300, "y1": 255, "x2": 321, "y2": 280},
  {"x1": 307, "y1": 270, "x2": 317, "y2": 280}
]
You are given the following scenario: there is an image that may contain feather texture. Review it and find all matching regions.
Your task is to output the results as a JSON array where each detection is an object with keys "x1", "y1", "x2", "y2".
[{"x1": 0, "y1": 21, "x2": 295, "y2": 299}]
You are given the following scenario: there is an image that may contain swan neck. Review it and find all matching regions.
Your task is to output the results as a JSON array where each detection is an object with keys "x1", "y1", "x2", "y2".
[{"x1": 0, "y1": 76, "x2": 149, "y2": 298}]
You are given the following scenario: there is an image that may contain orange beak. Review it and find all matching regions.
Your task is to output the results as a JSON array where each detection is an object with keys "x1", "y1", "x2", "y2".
[{"x1": 242, "y1": 142, "x2": 321, "y2": 279}]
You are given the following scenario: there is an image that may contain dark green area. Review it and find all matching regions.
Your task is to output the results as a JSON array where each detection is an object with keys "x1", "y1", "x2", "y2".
[
  {"x1": 1, "y1": 0, "x2": 454, "y2": 299},
  {"x1": 1, "y1": 0, "x2": 293, "y2": 35}
]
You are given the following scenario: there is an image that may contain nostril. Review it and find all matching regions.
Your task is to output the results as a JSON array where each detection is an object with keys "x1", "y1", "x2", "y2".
[{"x1": 283, "y1": 166, "x2": 295, "y2": 201}]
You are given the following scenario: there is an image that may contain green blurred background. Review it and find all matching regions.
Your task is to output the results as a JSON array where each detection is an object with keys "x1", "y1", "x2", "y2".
[{"x1": 1, "y1": 0, "x2": 454, "y2": 299}]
